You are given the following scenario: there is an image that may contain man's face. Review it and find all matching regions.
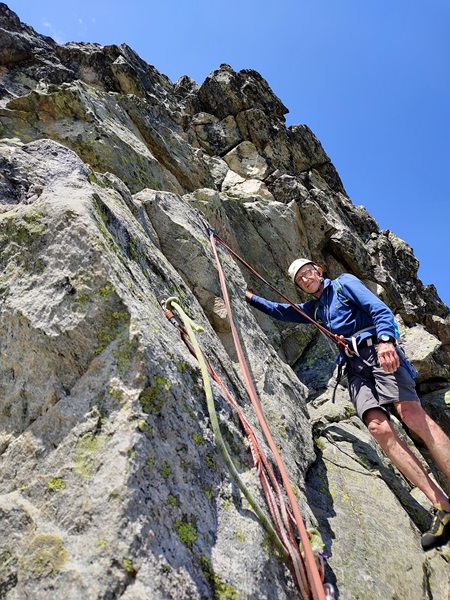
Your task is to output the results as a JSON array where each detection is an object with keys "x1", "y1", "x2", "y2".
[{"x1": 294, "y1": 264, "x2": 322, "y2": 294}]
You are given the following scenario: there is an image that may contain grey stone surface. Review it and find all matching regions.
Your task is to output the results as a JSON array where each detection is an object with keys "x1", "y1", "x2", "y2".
[{"x1": 0, "y1": 4, "x2": 449, "y2": 598}]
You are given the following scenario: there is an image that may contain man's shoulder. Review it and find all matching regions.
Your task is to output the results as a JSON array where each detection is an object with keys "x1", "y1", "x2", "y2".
[
  {"x1": 335, "y1": 273, "x2": 360, "y2": 285},
  {"x1": 331, "y1": 273, "x2": 365, "y2": 301}
]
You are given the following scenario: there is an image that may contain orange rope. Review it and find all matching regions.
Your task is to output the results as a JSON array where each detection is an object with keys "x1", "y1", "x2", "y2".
[
  {"x1": 162, "y1": 302, "x2": 323, "y2": 597},
  {"x1": 209, "y1": 233, "x2": 326, "y2": 600}
]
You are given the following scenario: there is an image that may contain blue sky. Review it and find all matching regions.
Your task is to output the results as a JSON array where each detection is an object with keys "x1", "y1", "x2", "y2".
[{"x1": 6, "y1": 0, "x2": 450, "y2": 307}]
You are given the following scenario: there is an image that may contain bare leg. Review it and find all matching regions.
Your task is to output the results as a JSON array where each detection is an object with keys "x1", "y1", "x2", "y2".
[
  {"x1": 364, "y1": 408, "x2": 450, "y2": 511},
  {"x1": 395, "y1": 400, "x2": 450, "y2": 485}
]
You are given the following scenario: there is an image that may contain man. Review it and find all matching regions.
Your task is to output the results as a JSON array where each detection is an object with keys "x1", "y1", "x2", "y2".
[{"x1": 245, "y1": 258, "x2": 450, "y2": 551}]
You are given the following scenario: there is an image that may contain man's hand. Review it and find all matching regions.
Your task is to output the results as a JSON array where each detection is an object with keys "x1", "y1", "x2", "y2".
[
  {"x1": 245, "y1": 290, "x2": 253, "y2": 303},
  {"x1": 377, "y1": 342, "x2": 400, "y2": 373},
  {"x1": 336, "y1": 334, "x2": 347, "y2": 350}
]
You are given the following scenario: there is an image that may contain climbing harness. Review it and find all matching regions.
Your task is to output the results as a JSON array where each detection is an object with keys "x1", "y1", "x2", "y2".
[{"x1": 161, "y1": 297, "x2": 331, "y2": 598}]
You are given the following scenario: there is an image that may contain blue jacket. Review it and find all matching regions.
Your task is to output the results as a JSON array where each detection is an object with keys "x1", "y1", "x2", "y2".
[{"x1": 249, "y1": 273, "x2": 398, "y2": 343}]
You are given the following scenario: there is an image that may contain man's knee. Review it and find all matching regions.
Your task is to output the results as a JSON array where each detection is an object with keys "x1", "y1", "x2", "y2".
[
  {"x1": 364, "y1": 409, "x2": 392, "y2": 440},
  {"x1": 395, "y1": 401, "x2": 427, "y2": 432}
]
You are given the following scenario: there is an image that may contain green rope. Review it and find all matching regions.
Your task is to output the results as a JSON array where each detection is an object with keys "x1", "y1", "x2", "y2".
[{"x1": 166, "y1": 297, "x2": 288, "y2": 559}]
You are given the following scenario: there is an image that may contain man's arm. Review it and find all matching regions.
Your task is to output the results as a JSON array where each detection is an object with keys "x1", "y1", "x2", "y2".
[{"x1": 245, "y1": 292, "x2": 315, "y2": 324}]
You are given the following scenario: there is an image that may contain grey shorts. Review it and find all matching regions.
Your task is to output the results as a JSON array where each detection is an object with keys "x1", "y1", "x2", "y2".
[{"x1": 345, "y1": 343, "x2": 419, "y2": 422}]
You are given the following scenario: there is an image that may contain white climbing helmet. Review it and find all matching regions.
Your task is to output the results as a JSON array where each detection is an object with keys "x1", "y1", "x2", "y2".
[{"x1": 288, "y1": 258, "x2": 315, "y2": 284}]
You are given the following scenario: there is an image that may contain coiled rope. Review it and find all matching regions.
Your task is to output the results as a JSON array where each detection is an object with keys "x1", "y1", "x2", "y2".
[
  {"x1": 163, "y1": 297, "x2": 326, "y2": 598},
  {"x1": 164, "y1": 296, "x2": 289, "y2": 559},
  {"x1": 206, "y1": 231, "x2": 327, "y2": 600}
]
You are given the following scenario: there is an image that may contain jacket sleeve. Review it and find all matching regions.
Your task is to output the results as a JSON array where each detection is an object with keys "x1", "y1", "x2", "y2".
[
  {"x1": 248, "y1": 294, "x2": 316, "y2": 324},
  {"x1": 339, "y1": 274, "x2": 397, "y2": 338}
]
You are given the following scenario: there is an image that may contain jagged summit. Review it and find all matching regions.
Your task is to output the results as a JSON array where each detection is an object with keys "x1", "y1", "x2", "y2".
[{"x1": 0, "y1": 4, "x2": 449, "y2": 598}]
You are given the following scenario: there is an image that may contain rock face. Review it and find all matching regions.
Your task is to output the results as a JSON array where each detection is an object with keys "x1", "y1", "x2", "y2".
[{"x1": 0, "y1": 4, "x2": 449, "y2": 598}]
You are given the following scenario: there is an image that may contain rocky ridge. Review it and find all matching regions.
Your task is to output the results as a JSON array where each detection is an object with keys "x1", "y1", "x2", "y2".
[{"x1": 0, "y1": 4, "x2": 449, "y2": 598}]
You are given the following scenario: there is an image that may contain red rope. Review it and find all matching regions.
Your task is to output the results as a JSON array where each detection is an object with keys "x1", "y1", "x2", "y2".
[
  {"x1": 165, "y1": 313, "x2": 316, "y2": 597},
  {"x1": 209, "y1": 233, "x2": 327, "y2": 600}
]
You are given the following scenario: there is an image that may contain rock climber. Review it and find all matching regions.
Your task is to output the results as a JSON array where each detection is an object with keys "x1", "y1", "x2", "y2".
[{"x1": 245, "y1": 258, "x2": 450, "y2": 551}]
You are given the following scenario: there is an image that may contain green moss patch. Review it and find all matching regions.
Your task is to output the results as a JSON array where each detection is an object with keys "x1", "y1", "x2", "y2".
[
  {"x1": 159, "y1": 460, "x2": 171, "y2": 479},
  {"x1": 174, "y1": 517, "x2": 197, "y2": 549},
  {"x1": 200, "y1": 555, "x2": 240, "y2": 599},
  {"x1": 19, "y1": 534, "x2": 69, "y2": 579},
  {"x1": 74, "y1": 432, "x2": 108, "y2": 478},
  {"x1": 47, "y1": 478, "x2": 66, "y2": 492},
  {"x1": 95, "y1": 309, "x2": 130, "y2": 355},
  {"x1": 123, "y1": 558, "x2": 137, "y2": 576},
  {"x1": 139, "y1": 376, "x2": 171, "y2": 413}
]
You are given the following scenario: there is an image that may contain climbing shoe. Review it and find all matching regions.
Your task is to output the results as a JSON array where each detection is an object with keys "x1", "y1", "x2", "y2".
[{"x1": 421, "y1": 507, "x2": 450, "y2": 551}]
